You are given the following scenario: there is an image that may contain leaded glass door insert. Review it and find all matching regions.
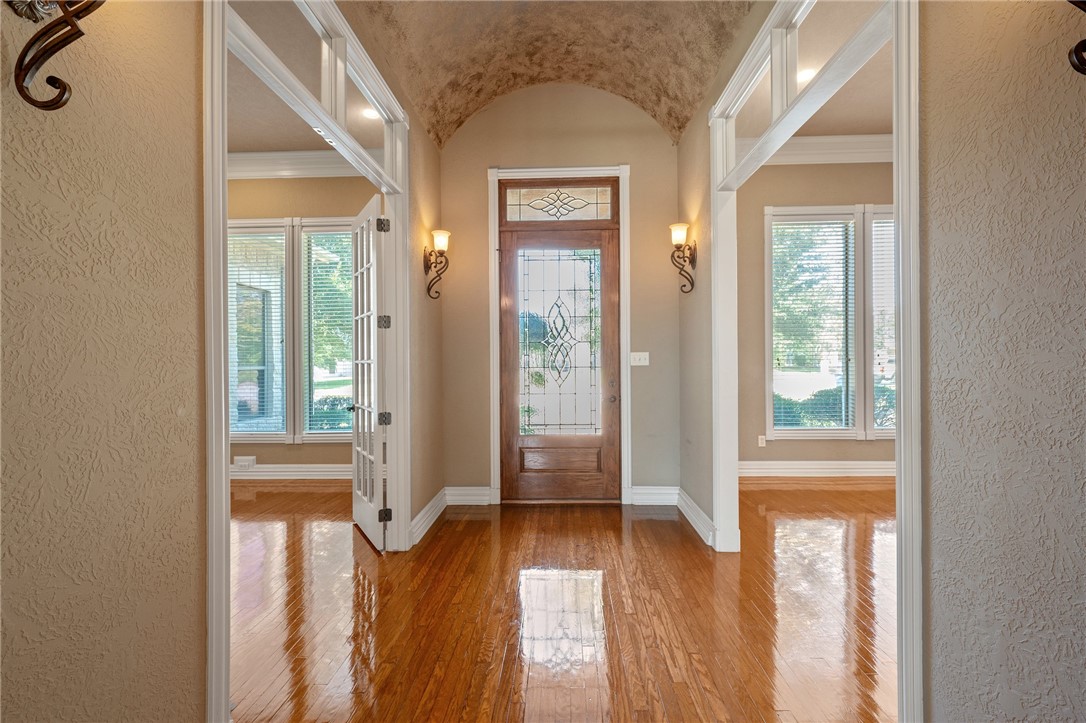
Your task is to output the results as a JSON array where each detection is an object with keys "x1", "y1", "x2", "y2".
[
  {"x1": 499, "y1": 177, "x2": 620, "y2": 502},
  {"x1": 518, "y1": 248, "x2": 602, "y2": 436}
]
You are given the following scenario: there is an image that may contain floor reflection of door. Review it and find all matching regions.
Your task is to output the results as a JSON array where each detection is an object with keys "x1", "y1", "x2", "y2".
[{"x1": 499, "y1": 178, "x2": 620, "y2": 501}]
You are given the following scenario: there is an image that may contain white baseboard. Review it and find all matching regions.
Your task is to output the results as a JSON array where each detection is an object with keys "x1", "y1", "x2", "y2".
[
  {"x1": 738, "y1": 460, "x2": 896, "y2": 477},
  {"x1": 410, "y1": 489, "x2": 447, "y2": 545},
  {"x1": 445, "y1": 486, "x2": 493, "y2": 505},
  {"x1": 714, "y1": 526, "x2": 741, "y2": 553},
  {"x1": 677, "y1": 489, "x2": 716, "y2": 547},
  {"x1": 630, "y1": 486, "x2": 680, "y2": 505},
  {"x1": 229, "y1": 463, "x2": 352, "y2": 480}
]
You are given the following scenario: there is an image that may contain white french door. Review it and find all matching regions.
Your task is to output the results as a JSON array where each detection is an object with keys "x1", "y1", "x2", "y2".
[{"x1": 351, "y1": 195, "x2": 386, "y2": 551}]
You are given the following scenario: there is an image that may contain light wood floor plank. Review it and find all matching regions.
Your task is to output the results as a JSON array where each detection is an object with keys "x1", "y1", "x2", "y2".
[{"x1": 231, "y1": 486, "x2": 897, "y2": 722}]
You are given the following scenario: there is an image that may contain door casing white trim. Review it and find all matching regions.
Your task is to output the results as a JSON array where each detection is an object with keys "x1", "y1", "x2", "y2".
[
  {"x1": 892, "y1": 0, "x2": 923, "y2": 717},
  {"x1": 205, "y1": 1, "x2": 412, "y2": 717},
  {"x1": 487, "y1": 165, "x2": 633, "y2": 504},
  {"x1": 203, "y1": 3, "x2": 230, "y2": 722}
]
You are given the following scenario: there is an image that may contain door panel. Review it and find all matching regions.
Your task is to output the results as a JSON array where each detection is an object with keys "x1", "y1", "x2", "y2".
[
  {"x1": 352, "y1": 195, "x2": 385, "y2": 550},
  {"x1": 499, "y1": 184, "x2": 620, "y2": 501}
]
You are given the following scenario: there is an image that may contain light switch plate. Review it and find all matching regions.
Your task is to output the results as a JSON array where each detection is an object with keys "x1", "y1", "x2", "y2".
[{"x1": 630, "y1": 352, "x2": 650, "y2": 366}]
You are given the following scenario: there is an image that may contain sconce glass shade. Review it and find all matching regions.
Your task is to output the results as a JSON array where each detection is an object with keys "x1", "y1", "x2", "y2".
[
  {"x1": 432, "y1": 229, "x2": 450, "y2": 253},
  {"x1": 670, "y1": 223, "x2": 689, "y2": 248}
]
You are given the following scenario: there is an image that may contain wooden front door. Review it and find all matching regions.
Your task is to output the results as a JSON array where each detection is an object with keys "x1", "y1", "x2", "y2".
[{"x1": 499, "y1": 178, "x2": 621, "y2": 501}]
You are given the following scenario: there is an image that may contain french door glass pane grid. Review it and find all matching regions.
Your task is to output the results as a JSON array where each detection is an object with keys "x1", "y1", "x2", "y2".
[
  {"x1": 518, "y1": 248, "x2": 602, "y2": 435},
  {"x1": 354, "y1": 225, "x2": 376, "y2": 502},
  {"x1": 771, "y1": 220, "x2": 856, "y2": 430}
]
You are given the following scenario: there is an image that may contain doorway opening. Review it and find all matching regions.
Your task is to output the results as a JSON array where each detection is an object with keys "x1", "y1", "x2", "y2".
[{"x1": 487, "y1": 166, "x2": 633, "y2": 505}]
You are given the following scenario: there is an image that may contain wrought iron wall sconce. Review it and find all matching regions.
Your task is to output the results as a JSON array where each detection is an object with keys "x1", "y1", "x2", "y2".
[
  {"x1": 670, "y1": 223, "x2": 697, "y2": 294},
  {"x1": 1071, "y1": 1, "x2": 1086, "y2": 75},
  {"x1": 423, "y1": 230, "x2": 450, "y2": 299},
  {"x1": 6, "y1": 0, "x2": 104, "y2": 110}
]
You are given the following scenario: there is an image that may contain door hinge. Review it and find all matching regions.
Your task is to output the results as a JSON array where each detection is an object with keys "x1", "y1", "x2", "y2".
[
  {"x1": 376, "y1": 218, "x2": 391, "y2": 232},
  {"x1": 378, "y1": 412, "x2": 392, "y2": 425},
  {"x1": 378, "y1": 508, "x2": 392, "y2": 523},
  {"x1": 377, "y1": 315, "x2": 391, "y2": 329}
]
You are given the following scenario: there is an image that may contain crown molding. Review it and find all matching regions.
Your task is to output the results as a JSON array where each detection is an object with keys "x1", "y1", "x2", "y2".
[
  {"x1": 735, "y1": 133, "x2": 892, "y2": 166},
  {"x1": 227, "y1": 150, "x2": 379, "y2": 180}
]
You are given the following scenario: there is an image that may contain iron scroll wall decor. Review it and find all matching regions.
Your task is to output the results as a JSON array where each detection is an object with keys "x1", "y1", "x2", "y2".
[
  {"x1": 6, "y1": 0, "x2": 105, "y2": 110},
  {"x1": 1072, "y1": 1, "x2": 1086, "y2": 75}
]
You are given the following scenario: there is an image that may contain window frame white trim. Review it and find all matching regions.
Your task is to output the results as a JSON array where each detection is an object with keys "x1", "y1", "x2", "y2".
[
  {"x1": 227, "y1": 216, "x2": 357, "y2": 444},
  {"x1": 763, "y1": 204, "x2": 895, "y2": 441},
  {"x1": 863, "y1": 204, "x2": 895, "y2": 440}
]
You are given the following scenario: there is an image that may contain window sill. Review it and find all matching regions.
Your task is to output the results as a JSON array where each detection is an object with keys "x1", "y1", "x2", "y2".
[{"x1": 301, "y1": 433, "x2": 352, "y2": 444}]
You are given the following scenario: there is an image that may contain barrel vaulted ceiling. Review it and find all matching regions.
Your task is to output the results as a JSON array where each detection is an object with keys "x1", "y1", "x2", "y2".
[{"x1": 338, "y1": 1, "x2": 756, "y2": 147}]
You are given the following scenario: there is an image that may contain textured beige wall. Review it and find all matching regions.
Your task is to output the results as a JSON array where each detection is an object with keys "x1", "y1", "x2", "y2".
[
  {"x1": 737, "y1": 163, "x2": 894, "y2": 462},
  {"x1": 229, "y1": 442, "x2": 352, "y2": 466},
  {"x1": 676, "y1": 0, "x2": 772, "y2": 514},
  {"x1": 227, "y1": 176, "x2": 378, "y2": 468},
  {"x1": 408, "y1": 120, "x2": 445, "y2": 517},
  {"x1": 439, "y1": 83, "x2": 681, "y2": 489},
  {"x1": 921, "y1": 2, "x2": 1086, "y2": 717},
  {"x1": 1, "y1": 3, "x2": 204, "y2": 720},
  {"x1": 228, "y1": 176, "x2": 378, "y2": 219}
]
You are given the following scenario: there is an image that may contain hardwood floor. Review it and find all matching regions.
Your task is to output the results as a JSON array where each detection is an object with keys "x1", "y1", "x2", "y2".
[{"x1": 230, "y1": 486, "x2": 896, "y2": 722}]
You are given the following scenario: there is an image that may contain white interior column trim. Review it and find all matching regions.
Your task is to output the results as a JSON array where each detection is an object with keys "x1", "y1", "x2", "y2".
[
  {"x1": 894, "y1": 0, "x2": 924, "y2": 717},
  {"x1": 226, "y1": 6, "x2": 401, "y2": 194},
  {"x1": 710, "y1": 0, "x2": 815, "y2": 120},
  {"x1": 203, "y1": 1, "x2": 230, "y2": 720},
  {"x1": 719, "y1": 0, "x2": 892, "y2": 192},
  {"x1": 294, "y1": 0, "x2": 408, "y2": 124}
]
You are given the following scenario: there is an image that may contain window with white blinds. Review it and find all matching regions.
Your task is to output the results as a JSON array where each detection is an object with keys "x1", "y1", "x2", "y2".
[
  {"x1": 766, "y1": 205, "x2": 896, "y2": 439},
  {"x1": 301, "y1": 230, "x2": 354, "y2": 434},
  {"x1": 869, "y1": 215, "x2": 896, "y2": 431},
  {"x1": 228, "y1": 229, "x2": 287, "y2": 434},
  {"x1": 228, "y1": 218, "x2": 353, "y2": 441}
]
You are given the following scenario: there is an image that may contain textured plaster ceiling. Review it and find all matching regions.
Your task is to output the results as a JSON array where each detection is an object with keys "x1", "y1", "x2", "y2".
[{"x1": 338, "y1": 1, "x2": 756, "y2": 147}]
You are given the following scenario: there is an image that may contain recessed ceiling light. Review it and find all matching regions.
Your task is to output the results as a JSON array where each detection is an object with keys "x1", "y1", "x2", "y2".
[
  {"x1": 312, "y1": 127, "x2": 325, "y2": 135},
  {"x1": 362, "y1": 108, "x2": 380, "y2": 120},
  {"x1": 797, "y1": 68, "x2": 817, "y2": 83}
]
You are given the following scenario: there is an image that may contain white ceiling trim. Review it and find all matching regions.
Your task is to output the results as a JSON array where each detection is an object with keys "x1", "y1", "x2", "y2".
[
  {"x1": 227, "y1": 150, "x2": 385, "y2": 179},
  {"x1": 735, "y1": 133, "x2": 892, "y2": 165}
]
